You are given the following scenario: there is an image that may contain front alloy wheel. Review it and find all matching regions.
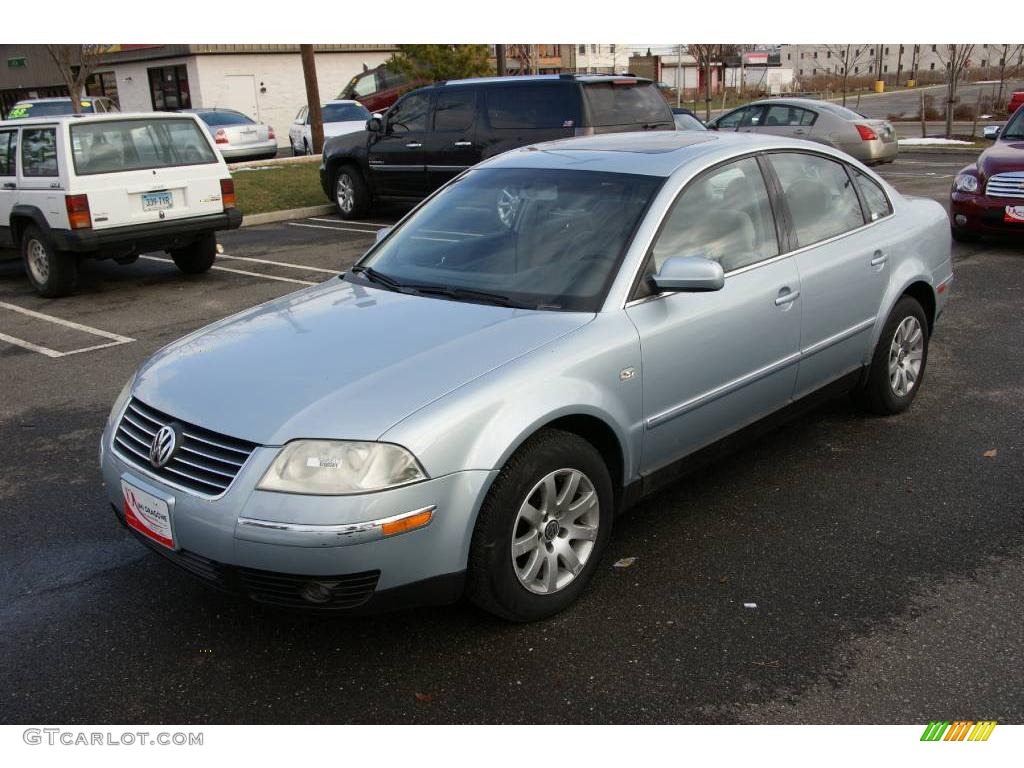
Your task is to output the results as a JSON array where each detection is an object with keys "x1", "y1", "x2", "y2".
[
  {"x1": 888, "y1": 316, "x2": 924, "y2": 397},
  {"x1": 512, "y1": 468, "x2": 600, "y2": 595}
]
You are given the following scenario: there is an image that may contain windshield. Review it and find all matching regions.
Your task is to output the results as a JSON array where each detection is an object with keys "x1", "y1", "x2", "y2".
[
  {"x1": 354, "y1": 167, "x2": 663, "y2": 312},
  {"x1": 195, "y1": 110, "x2": 254, "y2": 127},
  {"x1": 322, "y1": 103, "x2": 371, "y2": 123},
  {"x1": 1001, "y1": 108, "x2": 1024, "y2": 139},
  {"x1": 583, "y1": 82, "x2": 673, "y2": 127},
  {"x1": 70, "y1": 118, "x2": 218, "y2": 175}
]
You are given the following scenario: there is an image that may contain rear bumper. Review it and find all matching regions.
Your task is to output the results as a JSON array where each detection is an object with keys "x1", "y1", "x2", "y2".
[
  {"x1": 51, "y1": 209, "x2": 243, "y2": 254},
  {"x1": 950, "y1": 192, "x2": 1024, "y2": 235},
  {"x1": 852, "y1": 138, "x2": 899, "y2": 164},
  {"x1": 220, "y1": 142, "x2": 278, "y2": 161}
]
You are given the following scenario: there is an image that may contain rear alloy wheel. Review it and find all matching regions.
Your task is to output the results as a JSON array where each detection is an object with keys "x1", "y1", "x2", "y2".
[
  {"x1": 333, "y1": 166, "x2": 369, "y2": 219},
  {"x1": 21, "y1": 225, "x2": 77, "y2": 298},
  {"x1": 855, "y1": 295, "x2": 929, "y2": 415},
  {"x1": 467, "y1": 428, "x2": 613, "y2": 621},
  {"x1": 169, "y1": 233, "x2": 217, "y2": 274}
]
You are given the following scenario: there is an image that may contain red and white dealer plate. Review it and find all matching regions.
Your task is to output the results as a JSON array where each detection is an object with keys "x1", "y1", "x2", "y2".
[
  {"x1": 1004, "y1": 205, "x2": 1024, "y2": 224},
  {"x1": 122, "y1": 479, "x2": 175, "y2": 549}
]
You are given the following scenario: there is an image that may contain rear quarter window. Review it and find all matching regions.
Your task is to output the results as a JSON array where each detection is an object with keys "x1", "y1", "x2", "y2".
[
  {"x1": 485, "y1": 85, "x2": 580, "y2": 129},
  {"x1": 21, "y1": 128, "x2": 59, "y2": 177},
  {"x1": 583, "y1": 82, "x2": 672, "y2": 127},
  {"x1": 0, "y1": 131, "x2": 16, "y2": 175}
]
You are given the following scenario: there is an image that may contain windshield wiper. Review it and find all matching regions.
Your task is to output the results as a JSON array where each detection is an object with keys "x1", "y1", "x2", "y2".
[
  {"x1": 404, "y1": 283, "x2": 528, "y2": 308},
  {"x1": 348, "y1": 265, "x2": 403, "y2": 292}
]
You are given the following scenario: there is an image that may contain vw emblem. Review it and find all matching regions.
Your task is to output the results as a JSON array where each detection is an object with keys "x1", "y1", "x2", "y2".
[{"x1": 149, "y1": 424, "x2": 180, "y2": 469}]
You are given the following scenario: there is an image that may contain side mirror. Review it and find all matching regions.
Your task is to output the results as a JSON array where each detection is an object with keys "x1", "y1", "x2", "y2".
[
  {"x1": 374, "y1": 226, "x2": 392, "y2": 243},
  {"x1": 650, "y1": 255, "x2": 724, "y2": 293},
  {"x1": 366, "y1": 114, "x2": 383, "y2": 133}
]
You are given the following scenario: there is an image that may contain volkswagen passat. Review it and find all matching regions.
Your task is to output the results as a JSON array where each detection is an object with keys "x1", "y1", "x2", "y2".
[{"x1": 100, "y1": 132, "x2": 952, "y2": 621}]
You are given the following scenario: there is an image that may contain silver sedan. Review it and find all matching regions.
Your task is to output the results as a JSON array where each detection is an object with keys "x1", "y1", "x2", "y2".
[
  {"x1": 710, "y1": 98, "x2": 898, "y2": 164},
  {"x1": 183, "y1": 108, "x2": 278, "y2": 162},
  {"x1": 100, "y1": 132, "x2": 950, "y2": 621}
]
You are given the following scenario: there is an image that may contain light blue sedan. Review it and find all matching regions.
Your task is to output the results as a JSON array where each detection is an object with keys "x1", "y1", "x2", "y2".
[{"x1": 100, "y1": 131, "x2": 953, "y2": 621}]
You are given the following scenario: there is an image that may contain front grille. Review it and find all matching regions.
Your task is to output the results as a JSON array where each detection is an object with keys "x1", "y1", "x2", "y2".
[
  {"x1": 985, "y1": 172, "x2": 1024, "y2": 199},
  {"x1": 113, "y1": 397, "x2": 258, "y2": 497},
  {"x1": 129, "y1": 526, "x2": 381, "y2": 611}
]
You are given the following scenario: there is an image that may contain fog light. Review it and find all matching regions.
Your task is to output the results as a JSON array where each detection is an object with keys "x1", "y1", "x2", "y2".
[
  {"x1": 955, "y1": 214, "x2": 967, "y2": 226},
  {"x1": 300, "y1": 580, "x2": 336, "y2": 604}
]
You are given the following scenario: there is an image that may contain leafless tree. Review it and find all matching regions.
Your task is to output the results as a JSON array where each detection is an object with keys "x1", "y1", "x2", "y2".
[
  {"x1": 687, "y1": 44, "x2": 725, "y2": 121},
  {"x1": 936, "y1": 44, "x2": 975, "y2": 137},
  {"x1": 46, "y1": 45, "x2": 104, "y2": 113},
  {"x1": 995, "y1": 44, "x2": 1024, "y2": 113},
  {"x1": 812, "y1": 44, "x2": 872, "y2": 106}
]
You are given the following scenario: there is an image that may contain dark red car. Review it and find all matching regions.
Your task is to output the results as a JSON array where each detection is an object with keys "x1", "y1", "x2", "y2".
[
  {"x1": 1008, "y1": 91, "x2": 1024, "y2": 115},
  {"x1": 950, "y1": 106, "x2": 1024, "y2": 241},
  {"x1": 337, "y1": 65, "x2": 422, "y2": 114}
]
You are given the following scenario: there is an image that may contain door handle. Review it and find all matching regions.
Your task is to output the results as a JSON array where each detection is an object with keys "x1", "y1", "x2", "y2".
[
  {"x1": 452, "y1": 140, "x2": 473, "y2": 147},
  {"x1": 2, "y1": 182, "x2": 15, "y2": 189},
  {"x1": 870, "y1": 250, "x2": 887, "y2": 268},
  {"x1": 405, "y1": 142, "x2": 422, "y2": 148},
  {"x1": 793, "y1": 128, "x2": 806, "y2": 135},
  {"x1": 775, "y1": 288, "x2": 800, "y2": 306}
]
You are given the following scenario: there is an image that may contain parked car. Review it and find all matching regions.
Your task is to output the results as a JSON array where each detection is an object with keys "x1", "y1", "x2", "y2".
[
  {"x1": 1007, "y1": 91, "x2": 1024, "y2": 116},
  {"x1": 672, "y1": 107, "x2": 707, "y2": 131},
  {"x1": 982, "y1": 124, "x2": 1001, "y2": 140},
  {"x1": 287, "y1": 100, "x2": 371, "y2": 156},
  {"x1": 0, "y1": 113, "x2": 241, "y2": 297},
  {"x1": 708, "y1": 98, "x2": 898, "y2": 165},
  {"x1": 320, "y1": 74, "x2": 675, "y2": 218},
  {"x1": 337, "y1": 64, "x2": 418, "y2": 113},
  {"x1": 101, "y1": 131, "x2": 952, "y2": 620},
  {"x1": 950, "y1": 104, "x2": 1024, "y2": 241},
  {"x1": 181, "y1": 108, "x2": 277, "y2": 162},
  {"x1": 6, "y1": 96, "x2": 119, "y2": 120}
]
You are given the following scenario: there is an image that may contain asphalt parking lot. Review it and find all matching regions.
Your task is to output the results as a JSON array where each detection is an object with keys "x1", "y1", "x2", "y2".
[{"x1": 1, "y1": 151, "x2": 1022, "y2": 724}]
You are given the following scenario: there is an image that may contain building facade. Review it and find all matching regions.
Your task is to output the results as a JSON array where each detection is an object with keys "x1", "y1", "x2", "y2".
[{"x1": 1, "y1": 44, "x2": 397, "y2": 147}]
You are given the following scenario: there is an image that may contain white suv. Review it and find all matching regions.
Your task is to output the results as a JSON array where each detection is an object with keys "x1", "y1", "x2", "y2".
[{"x1": 0, "y1": 112, "x2": 241, "y2": 297}]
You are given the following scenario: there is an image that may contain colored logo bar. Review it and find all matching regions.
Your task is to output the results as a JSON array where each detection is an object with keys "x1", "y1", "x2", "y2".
[{"x1": 920, "y1": 721, "x2": 997, "y2": 741}]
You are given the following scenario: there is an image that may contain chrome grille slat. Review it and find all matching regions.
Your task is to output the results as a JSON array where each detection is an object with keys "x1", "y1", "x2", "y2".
[
  {"x1": 113, "y1": 397, "x2": 258, "y2": 498},
  {"x1": 985, "y1": 172, "x2": 1024, "y2": 199}
]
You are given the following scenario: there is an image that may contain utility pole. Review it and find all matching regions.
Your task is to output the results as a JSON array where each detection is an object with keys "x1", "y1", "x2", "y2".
[
  {"x1": 300, "y1": 45, "x2": 324, "y2": 154},
  {"x1": 676, "y1": 44, "x2": 682, "y2": 107},
  {"x1": 496, "y1": 44, "x2": 507, "y2": 77},
  {"x1": 895, "y1": 45, "x2": 904, "y2": 87}
]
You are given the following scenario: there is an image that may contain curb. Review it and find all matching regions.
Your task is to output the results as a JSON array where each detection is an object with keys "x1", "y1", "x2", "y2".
[
  {"x1": 228, "y1": 154, "x2": 321, "y2": 171},
  {"x1": 897, "y1": 145, "x2": 984, "y2": 155},
  {"x1": 241, "y1": 204, "x2": 336, "y2": 228}
]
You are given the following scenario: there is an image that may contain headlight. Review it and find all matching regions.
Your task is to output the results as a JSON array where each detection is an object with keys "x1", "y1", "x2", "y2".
[
  {"x1": 257, "y1": 440, "x2": 427, "y2": 495},
  {"x1": 953, "y1": 173, "x2": 979, "y2": 193}
]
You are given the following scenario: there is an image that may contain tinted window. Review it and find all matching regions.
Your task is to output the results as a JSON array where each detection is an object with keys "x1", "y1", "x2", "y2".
[
  {"x1": 763, "y1": 105, "x2": 817, "y2": 126},
  {"x1": 196, "y1": 111, "x2": 254, "y2": 127},
  {"x1": 70, "y1": 118, "x2": 217, "y2": 175},
  {"x1": 673, "y1": 112, "x2": 706, "y2": 131},
  {"x1": 379, "y1": 68, "x2": 407, "y2": 90},
  {"x1": 433, "y1": 90, "x2": 476, "y2": 131},
  {"x1": 386, "y1": 92, "x2": 431, "y2": 133},
  {"x1": 769, "y1": 153, "x2": 865, "y2": 247},
  {"x1": 322, "y1": 103, "x2": 371, "y2": 123},
  {"x1": 486, "y1": 85, "x2": 579, "y2": 129},
  {"x1": 651, "y1": 156, "x2": 779, "y2": 273},
  {"x1": 347, "y1": 71, "x2": 378, "y2": 98},
  {"x1": 715, "y1": 107, "x2": 748, "y2": 130},
  {"x1": 21, "y1": 128, "x2": 58, "y2": 177},
  {"x1": 1001, "y1": 107, "x2": 1024, "y2": 139},
  {"x1": 739, "y1": 106, "x2": 764, "y2": 127},
  {"x1": 853, "y1": 169, "x2": 892, "y2": 221},
  {"x1": 359, "y1": 168, "x2": 662, "y2": 312},
  {"x1": 583, "y1": 82, "x2": 672, "y2": 126},
  {"x1": 0, "y1": 131, "x2": 15, "y2": 175}
]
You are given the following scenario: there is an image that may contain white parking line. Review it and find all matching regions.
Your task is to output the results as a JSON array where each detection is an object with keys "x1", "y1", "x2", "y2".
[
  {"x1": 308, "y1": 218, "x2": 387, "y2": 227},
  {"x1": 217, "y1": 253, "x2": 340, "y2": 275},
  {"x1": 0, "y1": 300, "x2": 135, "y2": 358},
  {"x1": 139, "y1": 255, "x2": 317, "y2": 286},
  {"x1": 288, "y1": 222, "x2": 380, "y2": 235}
]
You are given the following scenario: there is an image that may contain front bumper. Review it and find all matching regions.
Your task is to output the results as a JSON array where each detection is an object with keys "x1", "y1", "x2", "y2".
[
  {"x1": 100, "y1": 427, "x2": 495, "y2": 612},
  {"x1": 51, "y1": 209, "x2": 243, "y2": 255},
  {"x1": 951, "y1": 192, "x2": 1024, "y2": 236}
]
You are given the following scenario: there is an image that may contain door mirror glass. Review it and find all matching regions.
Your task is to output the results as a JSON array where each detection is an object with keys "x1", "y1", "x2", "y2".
[
  {"x1": 366, "y1": 115, "x2": 383, "y2": 133},
  {"x1": 650, "y1": 255, "x2": 724, "y2": 292}
]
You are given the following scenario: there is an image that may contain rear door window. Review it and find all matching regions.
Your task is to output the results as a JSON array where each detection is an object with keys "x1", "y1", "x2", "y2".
[
  {"x1": 486, "y1": 85, "x2": 579, "y2": 129},
  {"x1": 0, "y1": 130, "x2": 16, "y2": 176},
  {"x1": 21, "y1": 128, "x2": 58, "y2": 177},
  {"x1": 764, "y1": 105, "x2": 817, "y2": 126},
  {"x1": 769, "y1": 152, "x2": 866, "y2": 247},
  {"x1": 433, "y1": 89, "x2": 477, "y2": 131},
  {"x1": 70, "y1": 118, "x2": 217, "y2": 175},
  {"x1": 583, "y1": 82, "x2": 672, "y2": 127}
]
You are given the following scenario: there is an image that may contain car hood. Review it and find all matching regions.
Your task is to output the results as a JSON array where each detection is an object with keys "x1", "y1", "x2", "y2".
[
  {"x1": 132, "y1": 279, "x2": 593, "y2": 445},
  {"x1": 978, "y1": 139, "x2": 1024, "y2": 178},
  {"x1": 323, "y1": 120, "x2": 367, "y2": 138}
]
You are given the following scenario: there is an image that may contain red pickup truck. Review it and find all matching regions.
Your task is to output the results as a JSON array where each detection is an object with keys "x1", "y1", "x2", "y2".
[{"x1": 1008, "y1": 91, "x2": 1024, "y2": 115}]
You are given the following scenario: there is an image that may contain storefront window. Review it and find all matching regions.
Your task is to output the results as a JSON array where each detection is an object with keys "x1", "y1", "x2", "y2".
[
  {"x1": 147, "y1": 65, "x2": 191, "y2": 111},
  {"x1": 86, "y1": 71, "x2": 119, "y2": 107}
]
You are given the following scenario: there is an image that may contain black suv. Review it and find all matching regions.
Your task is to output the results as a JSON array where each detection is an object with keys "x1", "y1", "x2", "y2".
[{"x1": 319, "y1": 74, "x2": 674, "y2": 218}]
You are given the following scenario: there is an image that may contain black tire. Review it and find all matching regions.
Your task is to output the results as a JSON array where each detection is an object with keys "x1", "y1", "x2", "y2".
[
  {"x1": 332, "y1": 165, "x2": 370, "y2": 219},
  {"x1": 951, "y1": 226, "x2": 980, "y2": 243},
  {"x1": 21, "y1": 224, "x2": 78, "y2": 298},
  {"x1": 169, "y1": 233, "x2": 216, "y2": 274},
  {"x1": 467, "y1": 428, "x2": 614, "y2": 622},
  {"x1": 854, "y1": 295, "x2": 930, "y2": 416},
  {"x1": 303, "y1": 140, "x2": 312, "y2": 157}
]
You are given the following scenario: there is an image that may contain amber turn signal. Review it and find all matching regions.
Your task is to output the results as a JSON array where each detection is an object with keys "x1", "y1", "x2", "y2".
[{"x1": 381, "y1": 508, "x2": 434, "y2": 538}]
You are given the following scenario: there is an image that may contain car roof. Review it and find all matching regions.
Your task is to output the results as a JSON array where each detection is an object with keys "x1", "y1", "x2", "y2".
[
  {"x1": 13, "y1": 97, "x2": 84, "y2": 104},
  {"x1": 0, "y1": 111, "x2": 200, "y2": 128},
  {"x1": 440, "y1": 74, "x2": 652, "y2": 87},
  {"x1": 323, "y1": 100, "x2": 364, "y2": 106},
  {"x1": 479, "y1": 131, "x2": 838, "y2": 177}
]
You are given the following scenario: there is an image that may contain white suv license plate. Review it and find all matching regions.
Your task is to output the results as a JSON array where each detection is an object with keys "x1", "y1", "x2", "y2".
[
  {"x1": 122, "y1": 479, "x2": 175, "y2": 549},
  {"x1": 141, "y1": 191, "x2": 173, "y2": 212}
]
